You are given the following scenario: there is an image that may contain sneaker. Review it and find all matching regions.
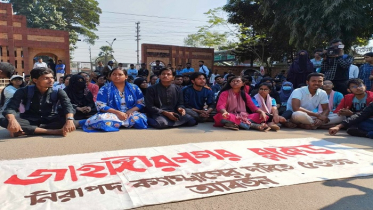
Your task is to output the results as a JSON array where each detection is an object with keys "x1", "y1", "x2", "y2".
[{"x1": 346, "y1": 128, "x2": 368, "y2": 137}]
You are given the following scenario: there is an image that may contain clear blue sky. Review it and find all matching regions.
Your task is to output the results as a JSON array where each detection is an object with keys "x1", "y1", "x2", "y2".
[{"x1": 73, "y1": 0, "x2": 230, "y2": 63}]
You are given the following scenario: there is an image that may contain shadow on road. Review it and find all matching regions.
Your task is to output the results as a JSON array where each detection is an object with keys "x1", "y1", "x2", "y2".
[{"x1": 320, "y1": 175, "x2": 373, "y2": 210}]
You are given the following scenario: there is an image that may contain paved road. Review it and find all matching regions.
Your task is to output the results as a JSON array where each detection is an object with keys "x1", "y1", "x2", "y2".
[{"x1": 1, "y1": 124, "x2": 372, "y2": 210}]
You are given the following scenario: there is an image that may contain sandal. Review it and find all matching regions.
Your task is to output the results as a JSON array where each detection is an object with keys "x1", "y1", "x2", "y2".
[{"x1": 251, "y1": 123, "x2": 271, "y2": 132}]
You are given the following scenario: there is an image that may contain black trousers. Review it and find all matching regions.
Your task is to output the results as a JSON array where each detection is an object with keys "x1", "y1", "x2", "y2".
[
  {"x1": 147, "y1": 113, "x2": 197, "y2": 129},
  {"x1": 0, "y1": 116, "x2": 66, "y2": 135}
]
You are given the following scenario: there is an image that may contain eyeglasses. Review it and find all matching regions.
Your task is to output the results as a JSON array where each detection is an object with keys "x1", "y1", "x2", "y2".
[
  {"x1": 259, "y1": 88, "x2": 270, "y2": 92},
  {"x1": 350, "y1": 84, "x2": 364, "y2": 89}
]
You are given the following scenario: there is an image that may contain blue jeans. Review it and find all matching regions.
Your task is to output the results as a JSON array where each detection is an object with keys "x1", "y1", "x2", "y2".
[{"x1": 357, "y1": 120, "x2": 373, "y2": 138}]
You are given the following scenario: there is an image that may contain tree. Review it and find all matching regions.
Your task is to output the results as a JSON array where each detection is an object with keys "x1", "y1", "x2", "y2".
[
  {"x1": 224, "y1": 0, "x2": 373, "y2": 52},
  {"x1": 184, "y1": 8, "x2": 230, "y2": 49},
  {"x1": 224, "y1": 1, "x2": 294, "y2": 68},
  {"x1": 98, "y1": 46, "x2": 116, "y2": 64},
  {"x1": 10, "y1": 0, "x2": 101, "y2": 50}
]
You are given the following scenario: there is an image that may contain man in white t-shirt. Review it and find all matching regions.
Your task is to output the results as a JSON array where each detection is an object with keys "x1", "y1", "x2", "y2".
[
  {"x1": 285, "y1": 73, "x2": 341, "y2": 129},
  {"x1": 33, "y1": 58, "x2": 48, "y2": 68}
]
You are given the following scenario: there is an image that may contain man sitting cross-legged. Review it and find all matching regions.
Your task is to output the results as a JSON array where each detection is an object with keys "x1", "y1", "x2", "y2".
[
  {"x1": 145, "y1": 68, "x2": 197, "y2": 129},
  {"x1": 183, "y1": 72, "x2": 214, "y2": 122},
  {"x1": 283, "y1": 73, "x2": 340, "y2": 129},
  {"x1": 0, "y1": 68, "x2": 76, "y2": 137}
]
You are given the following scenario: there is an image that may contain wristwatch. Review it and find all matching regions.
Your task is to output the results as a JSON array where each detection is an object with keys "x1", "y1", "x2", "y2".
[{"x1": 66, "y1": 117, "x2": 74, "y2": 120}]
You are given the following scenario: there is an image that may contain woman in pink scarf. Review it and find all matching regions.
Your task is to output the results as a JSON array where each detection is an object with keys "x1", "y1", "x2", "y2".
[
  {"x1": 252, "y1": 83, "x2": 286, "y2": 131},
  {"x1": 214, "y1": 76, "x2": 269, "y2": 131}
]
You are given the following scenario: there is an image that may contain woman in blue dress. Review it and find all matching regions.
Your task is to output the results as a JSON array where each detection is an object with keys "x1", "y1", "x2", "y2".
[{"x1": 80, "y1": 68, "x2": 147, "y2": 132}]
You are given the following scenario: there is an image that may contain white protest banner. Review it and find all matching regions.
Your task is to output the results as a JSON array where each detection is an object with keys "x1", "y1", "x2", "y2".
[{"x1": 1, "y1": 138, "x2": 373, "y2": 210}]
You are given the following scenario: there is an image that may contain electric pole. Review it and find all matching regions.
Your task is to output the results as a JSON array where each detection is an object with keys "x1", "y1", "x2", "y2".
[
  {"x1": 135, "y1": 22, "x2": 141, "y2": 64},
  {"x1": 89, "y1": 45, "x2": 92, "y2": 71}
]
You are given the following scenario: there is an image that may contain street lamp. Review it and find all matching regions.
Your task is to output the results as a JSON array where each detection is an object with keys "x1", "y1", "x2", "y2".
[{"x1": 105, "y1": 38, "x2": 116, "y2": 65}]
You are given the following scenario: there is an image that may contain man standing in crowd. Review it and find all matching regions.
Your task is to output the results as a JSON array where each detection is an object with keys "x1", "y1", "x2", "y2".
[
  {"x1": 117, "y1": 63, "x2": 124, "y2": 70},
  {"x1": 152, "y1": 60, "x2": 163, "y2": 76},
  {"x1": 138, "y1": 63, "x2": 149, "y2": 79},
  {"x1": 24, "y1": 75, "x2": 31, "y2": 85},
  {"x1": 174, "y1": 75, "x2": 184, "y2": 88},
  {"x1": 175, "y1": 64, "x2": 184, "y2": 76},
  {"x1": 349, "y1": 63, "x2": 359, "y2": 79},
  {"x1": 209, "y1": 69, "x2": 219, "y2": 86},
  {"x1": 102, "y1": 61, "x2": 115, "y2": 78},
  {"x1": 128, "y1": 64, "x2": 138, "y2": 78},
  {"x1": 145, "y1": 68, "x2": 197, "y2": 129},
  {"x1": 183, "y1": 72, "x2": 214, "y2": 122},
  {"x1": 0, "y1": 68, "x2": 75, "y2": 137},
  {"x1": 285, "y1": 73, "x2": 335, "y2": 129},
  {"x1": 358, "y1": 52, "x2": 373, "y2": 90},
  {"x1": 320, "y1": 39, "x2": 353, "y2": 95},
  {"x1": 48, "y1": 59, "x2": 56, "y2": 76},
  {"x1": 310, "y1": 49, "x2": 323, "y2": 72},
  {"x1": 33, "y1": 57, "x2": 48, "y2": 68},
  {"x1": 0, "y1": 62, "x2": 15, "y2": 79},
  {"x1": 55, "y1": 60, "x2": 65, "y2": 82},
  {"x1": 95, "y1": 61, "x2": 104, "y2": 74},
  {"x1": 199, "y1": 60, "x2": 210, "y2": 77},
  {"x1": 182, "y1": 62, "x2": 195, "y2": 76}
]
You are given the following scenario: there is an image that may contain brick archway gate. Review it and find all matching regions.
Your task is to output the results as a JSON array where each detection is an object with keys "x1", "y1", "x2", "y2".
[{"x1": 0, "y1": 3, "x2": 70, "y2": 75}]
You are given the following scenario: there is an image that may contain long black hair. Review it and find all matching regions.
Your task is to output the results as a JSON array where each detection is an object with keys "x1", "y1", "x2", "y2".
[{"x1": 217, "y1": 76, "x2": 252, "y2": 113}]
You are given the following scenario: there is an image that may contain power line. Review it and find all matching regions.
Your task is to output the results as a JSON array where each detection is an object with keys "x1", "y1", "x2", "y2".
[{"x1": 102, "y1": 11, "x2": 202, "y2": 22}]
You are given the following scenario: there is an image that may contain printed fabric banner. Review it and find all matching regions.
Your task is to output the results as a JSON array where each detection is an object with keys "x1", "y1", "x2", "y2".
[{"x1": 1, "y1": 138, "x2": 373, "y2": 210}]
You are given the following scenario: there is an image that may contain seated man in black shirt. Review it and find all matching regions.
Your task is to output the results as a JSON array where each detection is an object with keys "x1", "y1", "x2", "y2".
[
  {"x1": 0, "y1": 68, "x2": 76, "y2": 137},
  {"x1": 145, "y1": 68, "x2": 197, "y2": 129}
]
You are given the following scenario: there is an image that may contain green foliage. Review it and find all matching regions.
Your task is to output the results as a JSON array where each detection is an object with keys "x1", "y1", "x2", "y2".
[
  {"x1": 183, "y1": 7, "x2": 230, "y2": 49},
  {"x1": 225, "y1": 0, "x2": 373, "y2": 53},
  {"x1": 10, "y1": 0, "x2": 101, "y2": 50},
  {"x1": 98, "y1": 46, "x2": 113, "y2": 57}
]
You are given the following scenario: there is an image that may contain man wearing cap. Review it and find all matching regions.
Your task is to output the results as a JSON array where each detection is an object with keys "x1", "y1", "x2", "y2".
[
  {"x1": 33, "y1": 57, "x2": 48, "y2": 68},
  {"x1": 358, "y1": 52, "x2": 373, "y2": 90},
  {"x1": 0, "y1": 62, "x2": 15, "y2": 79},
  {"x1": 138, "y1": 63, "x2": 149, "y2": 79}
]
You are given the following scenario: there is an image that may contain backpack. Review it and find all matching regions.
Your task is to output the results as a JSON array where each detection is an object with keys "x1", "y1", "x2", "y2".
[{"x1": 23, "y1": 85, "x2": 59, "y2": 113}]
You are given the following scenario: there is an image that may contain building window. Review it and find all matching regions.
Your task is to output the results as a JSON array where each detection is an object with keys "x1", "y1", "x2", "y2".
[
  {"x1": 22, "y1": 61, "x2": 24, "y2": 69},
  {"x1": 14, "y1": 50, "x2": 17, "y2": 57},
  {"x1": 15, "y1": 60, "x2": 17, "y2": 68},
  {"x1": 21, "y1": 51, "x2": 23, "y2": 57}
]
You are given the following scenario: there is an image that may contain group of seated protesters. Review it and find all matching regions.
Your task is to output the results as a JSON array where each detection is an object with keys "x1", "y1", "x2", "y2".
[{"x1": 2, "y1": 67, "x2": 373, "y2": 140}]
